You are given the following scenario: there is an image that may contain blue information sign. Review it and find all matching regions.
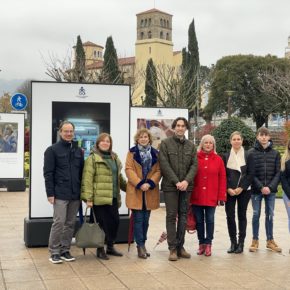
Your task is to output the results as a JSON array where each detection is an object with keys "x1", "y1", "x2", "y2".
[{"x1": 11, "y1": 93, "x2": 28, "y2": 111}]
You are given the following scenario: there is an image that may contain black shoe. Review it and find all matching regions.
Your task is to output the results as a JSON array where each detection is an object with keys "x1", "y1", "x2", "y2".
[
  {"x1": 60, "y1": 251, "x2": 75, "y2": 262},
  {"x1": 106, "y1": 246, "x2": 123, "y2": 257},
  {"x1": 97, "y1": 247, "x2": 109, "y2": 260},
  {"x1": 235, "y1": 242, "x2": 244, "y2": 254},
  {"x1": 49, "y1": 254, "x2": 63, "y2": 264},
  {"x1": 227, "y1": 242, "x2": 237, "y2": 254}
]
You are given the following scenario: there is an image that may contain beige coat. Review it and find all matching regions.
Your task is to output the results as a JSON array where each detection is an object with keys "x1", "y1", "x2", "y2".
[{"x1": 125, "y1": 146, "x2": 161, "y2": 210}]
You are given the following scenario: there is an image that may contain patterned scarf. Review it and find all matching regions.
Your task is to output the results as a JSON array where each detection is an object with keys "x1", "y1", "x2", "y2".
[{"x1": 138, "y1": 144, "x2": 152, "y2": 178}]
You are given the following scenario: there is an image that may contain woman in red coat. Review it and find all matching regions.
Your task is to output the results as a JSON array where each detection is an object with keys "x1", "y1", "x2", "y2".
[{"x1": 190, "y1": 134, "x2": 226, "y2": 256}]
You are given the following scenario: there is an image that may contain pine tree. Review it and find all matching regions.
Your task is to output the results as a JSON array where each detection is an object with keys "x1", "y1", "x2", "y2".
[
  {"x1": 74, "y1": 35, "x2": 86, "y2": 82},
  {"x1": 102, "y1": 36, "x2": 122, "y2": 84},
  {"x1": 144, "y1": 58, "x2": 158, "y2": 107},
  {"x1": 181, "y1": 18, "x2": 200, "y2": 116}
]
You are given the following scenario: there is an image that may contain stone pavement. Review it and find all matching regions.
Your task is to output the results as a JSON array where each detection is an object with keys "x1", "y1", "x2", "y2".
[{"x1": 0, "y1": 190, "x2": 290, "y2": 290}]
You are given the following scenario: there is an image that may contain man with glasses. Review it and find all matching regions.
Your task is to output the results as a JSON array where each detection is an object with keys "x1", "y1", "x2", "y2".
[{"x1": 43, "y1": 121, "x2": 84, "y2": 264}]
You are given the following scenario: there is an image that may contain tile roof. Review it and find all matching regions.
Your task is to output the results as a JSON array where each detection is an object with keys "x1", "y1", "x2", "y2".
[
  {"x1": 83, "y1": 41, "x2": 104, "y2": 48},
  {"x1": 86, "y1": 56, "x2": 135, "y2": 70},
  {"x1": 136, "y1": 8, "x2": 172, "y2": 17}
]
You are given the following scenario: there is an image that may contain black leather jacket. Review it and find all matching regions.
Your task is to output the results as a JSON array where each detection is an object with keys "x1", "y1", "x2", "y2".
[{"x1": 43, "y1": 138, "x2": 84, "y2": 200}]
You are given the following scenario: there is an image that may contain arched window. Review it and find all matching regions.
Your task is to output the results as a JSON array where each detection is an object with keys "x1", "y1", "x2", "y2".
[
  {"x1": 160, "y1": 19, "x2": 163, "y2": 26},
  {"x1": 145, "y1": 19, "x2": 148, "y2": 26},
  {"x1": 160, "y1": 31, "x2": 163, "y2": 39},
  {"x1": 141, "y1": 19, "x2": 144, "y2": 27},
  {"x1": 140, "y1": 32, "x2": 144, "y2": 39},
  {"x1": 148, "y1": 18, "x2": 151, "y2": 26},
  {"x1": 148, "y1": 31, "x2": 152, "y2": 39}
]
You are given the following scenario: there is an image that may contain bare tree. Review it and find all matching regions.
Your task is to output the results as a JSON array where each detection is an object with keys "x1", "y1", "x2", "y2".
[{"x1": 259, "y1": 67, "x2": 290, "y2": 121}]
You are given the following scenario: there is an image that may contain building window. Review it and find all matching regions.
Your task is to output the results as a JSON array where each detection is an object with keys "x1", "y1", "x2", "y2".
[
  {"x1": 148, "y1": 31, "x2": 152, "y2": 39},
  {"x1": 166, "y1": 33, "x2": 169, "y2": 40},
  {"x1": 141, "y1": 19, "x2": 144, "y2": 27},
  {"x1": 167, "y1": 20, "x2": 169, "y2": 28},
  {"x1": 94, "y1": 51, "x2": 97, "y2": 58},
  {"x1": 140, "y1": 32, "x2": 144, "y2": 39},
  {"x1": 160, "y1": 19, "x2": 163, "y2": 26},
  {"x1": 148, "y1": 18, "x2": 151, "y2": 26},
  {"x1": 145, "y1": 19, "x2": 147, "y2": 26},
  {"x1": 98, "y1": 51, "x2": 102, "y2": 58},
  {"x1": 160, "y1": 31, "x2": 163, "y2": 39}
]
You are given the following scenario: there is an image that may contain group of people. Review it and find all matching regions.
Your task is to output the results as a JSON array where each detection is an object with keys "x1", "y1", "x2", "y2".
[{"x1": 43, "y1": 118, "x2": 289, "y2": 265}]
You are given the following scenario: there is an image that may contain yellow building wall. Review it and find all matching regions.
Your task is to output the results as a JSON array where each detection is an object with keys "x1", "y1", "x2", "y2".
[{"x1": 133, "y1": 39, "x2": 175, "y2": 105}]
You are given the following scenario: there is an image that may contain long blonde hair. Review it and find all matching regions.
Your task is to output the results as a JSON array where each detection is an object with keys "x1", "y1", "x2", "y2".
[{"x1": 281, "y1": 139, "x2": 290, "y2": 171}]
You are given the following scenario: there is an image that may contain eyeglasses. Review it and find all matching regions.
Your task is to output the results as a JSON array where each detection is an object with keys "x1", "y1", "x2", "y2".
[{"x1": 62, "y1": 130, "x2": 74, "y2": 134}]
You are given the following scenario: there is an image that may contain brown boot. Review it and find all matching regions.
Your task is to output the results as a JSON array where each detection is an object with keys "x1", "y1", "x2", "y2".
[
  {"x1": 144, "y1": 245, "x2": 150, "y2": 257},
  {"x1": 137, "y1": 246, "x2": 147, "y2": 259},
  {"x1": 177, "y1": 247, "x2": 191, "y2": 258},
  {"x1": 168, "y1": 249, "x2": 178, "y2": 261},
  {"x1": 266, "y1": 240, "x2": 282, "y2": 252},
  {"x1": 249, "y1": 239, "x2": 259, "y2": 252},
  {"x1": 96, "y1": 247, "x2": 109, "y2": 260}
]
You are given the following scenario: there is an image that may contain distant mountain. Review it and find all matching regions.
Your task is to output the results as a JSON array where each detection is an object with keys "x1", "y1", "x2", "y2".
[{"x1": 0, "y1": 79, "x2": 25, "y2": 95}]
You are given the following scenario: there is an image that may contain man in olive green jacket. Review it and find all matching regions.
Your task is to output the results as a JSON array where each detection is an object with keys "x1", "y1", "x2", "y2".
[{"x1": 159, "y1": 117, "x2": 197, "y2": 261}]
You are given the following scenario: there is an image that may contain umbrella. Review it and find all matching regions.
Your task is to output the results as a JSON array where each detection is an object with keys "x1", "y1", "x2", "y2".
[
  {"x1": 127, "y1": 211, "x2": 134, "y2": 252},
  {"x1": 153, "y1": 230, "x2": 168, "y2": 249}
]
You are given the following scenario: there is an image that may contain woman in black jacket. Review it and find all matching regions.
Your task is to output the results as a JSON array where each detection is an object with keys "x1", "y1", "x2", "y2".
[
  {"x1": 223, "y1": 131, "x2": 255, "y2": 254},
  {"x1": 280, "y1": 140, "x2": 290, "y2": 245}
]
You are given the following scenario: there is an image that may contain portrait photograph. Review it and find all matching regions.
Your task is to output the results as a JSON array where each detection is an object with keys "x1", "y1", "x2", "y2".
[
  {"x1": 52, "y1": 101, "x2": 110, "y2": 159},
  {"x1": 0, "y1": 122, "x2": 18, "y2": 153}
]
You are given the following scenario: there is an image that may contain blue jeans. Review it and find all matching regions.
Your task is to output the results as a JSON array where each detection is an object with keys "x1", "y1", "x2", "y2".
[
  {"x1": 192, "y1": 205, "x2": 216, "y2": 245},
  {"x1": 283, "y1": 193, "x2": 290, "y2": 233},
  {"x1": 132, "y1": 209, "x2": 151, "y2": 247},
  {"x1": 251, "y1": 193, "x2": 275, "y2": 240}
]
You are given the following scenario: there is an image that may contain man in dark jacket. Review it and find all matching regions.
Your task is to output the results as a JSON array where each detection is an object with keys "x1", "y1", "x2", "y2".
[
  {"x1": 44, "y1": 121, "x2": 84, "y2": 264},
  {"x1": 249, "y1": 127, "x2": 281, "y2": 253},
  {"x1": 159, "y1": 117, "x2": 197, "y2": 261}
]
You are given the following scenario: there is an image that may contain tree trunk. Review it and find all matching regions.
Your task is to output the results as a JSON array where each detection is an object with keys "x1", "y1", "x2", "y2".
[{"x1": 255, "y1": 115, "x2": 267, "y2": 130}]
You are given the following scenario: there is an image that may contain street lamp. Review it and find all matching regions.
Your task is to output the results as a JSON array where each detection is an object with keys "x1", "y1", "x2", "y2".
[{"x1": 225, "y1": 90, "x2": 235, "y2": 118}]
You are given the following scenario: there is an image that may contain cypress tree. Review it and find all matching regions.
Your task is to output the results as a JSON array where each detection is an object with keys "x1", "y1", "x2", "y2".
[
  {"x1": 74, "y1": 35, "x2": 86, "y2": 82},
  {"x1": 144, "y1": 58, "x2": 158, "y2": 107},
  {"x1": 102, "y1": 36, "x2": 122, "y2": 84},
  {"x1": 181, "y1": 18, "x2": 200, "y2": 115}
]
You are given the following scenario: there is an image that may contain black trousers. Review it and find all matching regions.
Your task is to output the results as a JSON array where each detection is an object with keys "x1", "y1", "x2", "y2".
[
  {"x1": 91, "y1": 198, "x2": 119, "y2": 246},
  {"x1": 225, "y1": 190, "x2": 251, "y2": 243}
]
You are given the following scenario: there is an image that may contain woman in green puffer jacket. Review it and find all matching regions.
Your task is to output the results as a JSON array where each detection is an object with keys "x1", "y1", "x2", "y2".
[{"x1": 81, "y1": 133, "x2": 127, "y2": 260}]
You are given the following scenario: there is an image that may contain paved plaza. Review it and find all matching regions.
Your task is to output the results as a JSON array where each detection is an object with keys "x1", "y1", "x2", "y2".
[{"x1": 0, "y1": 190, "x2": 290, "y2": 289}]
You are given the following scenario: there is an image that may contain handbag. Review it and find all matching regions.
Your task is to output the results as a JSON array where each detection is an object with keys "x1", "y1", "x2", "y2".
[
  {"x1": 186, "y1": 208, "x2": 196, "y2": 234},
  {"x1": 75, "y1": 207, "x2": 105, "y2": 252}
]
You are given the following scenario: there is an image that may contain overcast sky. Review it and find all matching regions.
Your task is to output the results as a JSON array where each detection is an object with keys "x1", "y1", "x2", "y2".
[{"x1": 1, "y1": 0, "x2": 289, "y2": 88}]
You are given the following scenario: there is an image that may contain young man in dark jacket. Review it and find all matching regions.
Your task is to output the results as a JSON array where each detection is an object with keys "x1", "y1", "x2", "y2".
[
  {"x1": 159, "y1": 117, "x2": 197, "y2": 261},
  {"x1": 249, "y1": 127, "x2": 281, "y2": 253},
  {"x1": 43, "y1": 121, "x2": 84, "y2": 264}
]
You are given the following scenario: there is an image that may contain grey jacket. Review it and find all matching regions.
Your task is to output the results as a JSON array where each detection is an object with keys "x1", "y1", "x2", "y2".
[{"x1": 159, "y1": 135, "x2": 197, "y2": 191}]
